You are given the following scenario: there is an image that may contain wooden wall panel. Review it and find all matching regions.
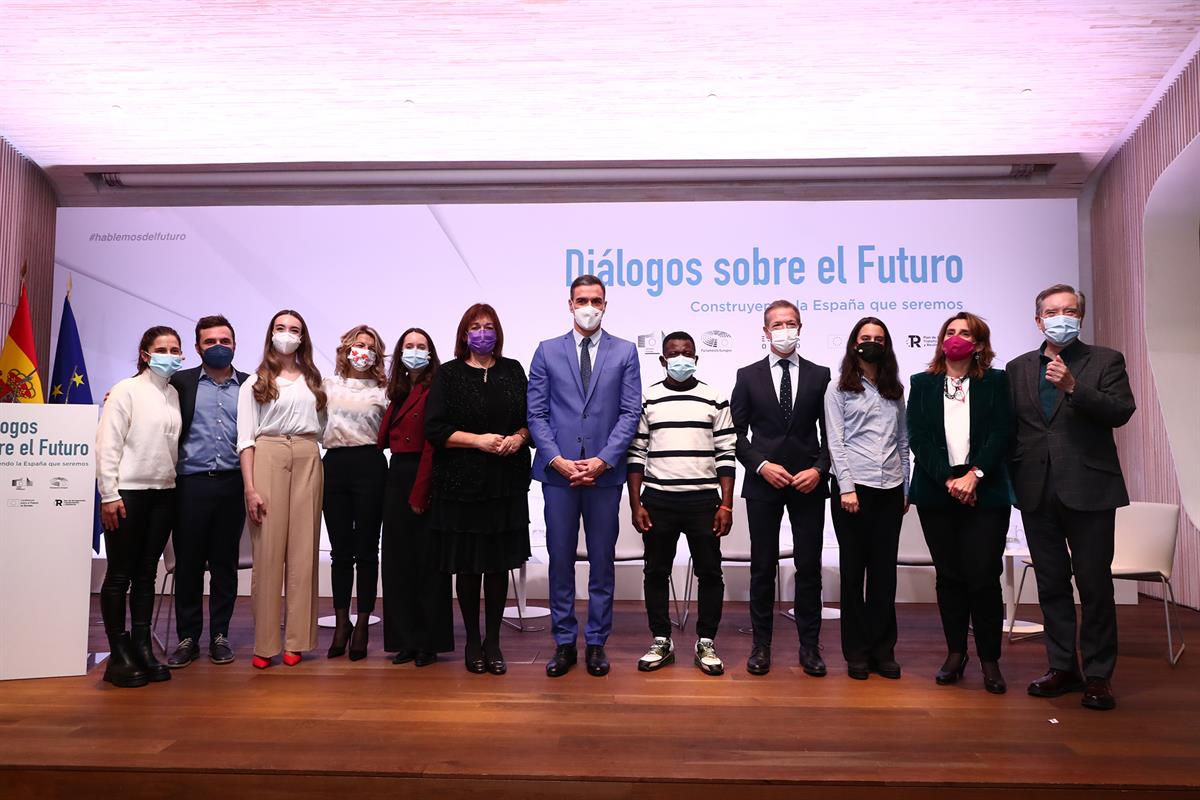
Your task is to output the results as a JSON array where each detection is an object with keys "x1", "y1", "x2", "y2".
[
  {"x1": 1091, "y1": 53, "x2": 1200, "y2": 608},
  {"x1": 0, "y1": 136, "x2": 57, "y2": 373}
]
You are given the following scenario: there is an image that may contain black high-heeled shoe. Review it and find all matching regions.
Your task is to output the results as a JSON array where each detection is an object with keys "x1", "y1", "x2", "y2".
[
  {"x1": 348, "y1": 614, "x2": 370, "y2": 662},
  {"x1": 935, "y1": 653, "x2": 969, "y2": 685},
  {"x1": 327, "y1": 609, "x2": 352, "y2": 659},
  {"x1": 981, "y1": 660, "x2": 1007, "y2": 694}
]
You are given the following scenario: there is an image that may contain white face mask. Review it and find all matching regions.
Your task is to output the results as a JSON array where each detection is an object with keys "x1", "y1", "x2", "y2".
[
  {"x1": 272, "y1": 331, "x2": 301, "y2": 355},
  {"x1": 769, "y1": 327, "x2": 799, "y2": 354},
  {"x1": 574, "y1": 305, "x2": 603, "y2": 332},
  {"x1": 347, "y1": 346, "x2": 376, "y2": 372}
]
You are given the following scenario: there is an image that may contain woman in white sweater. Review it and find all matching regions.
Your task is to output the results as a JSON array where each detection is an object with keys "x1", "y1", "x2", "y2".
[
  {"x1": 321, "y1": 324, "x2": 389, "y2": 661},
  {"x1": 237, "y1": 310, "x2": 327, "y2": 669},
  {"x1": 96, "y1": 325, "x2": 184, "y2": 688}
]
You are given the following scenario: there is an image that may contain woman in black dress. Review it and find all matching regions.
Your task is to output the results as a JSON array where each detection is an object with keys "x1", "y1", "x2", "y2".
[{"x1": 425, "y1": 303, "x2": 532, "y2": 675}]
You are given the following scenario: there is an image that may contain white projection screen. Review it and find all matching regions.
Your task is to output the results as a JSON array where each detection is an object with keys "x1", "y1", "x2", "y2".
[{"x1": 54, "y1": 198, "x2": 1080, "y2": 583}]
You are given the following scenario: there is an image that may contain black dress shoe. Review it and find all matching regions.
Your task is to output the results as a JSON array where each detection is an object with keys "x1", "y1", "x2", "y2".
[
  {"x1": 847, "y1": 661, "x2": 870, "y2": 680},
  {"x1": 465, "y1": 642, "x2": 487, "y2": 674},
  {"x1": 391, "y1": 650, "x2": 416, "y2": 665},
  {"x1": 799, "y1": 645, "x2": 826, "y2": 677},
  {"x1": 209, "y1": 635, "x2": 234, "y2": 665},
  {"x1": 870, "y1": 658, "x2": 902, "y2": 679},
  {"x1": 546, "y1": 644, "x2": 577, "y2": 677},
  {"x1": 1081, "y1": 677, "x2": 1116, "y2": 710},
  {"x1": 130, "y1": 626, "x2": 170, "y2": 682},
  {"x1": 484, "y1": 641, "x2": 507, "y2": 675},
  {"x1": 935, "y1": 653, "x2": 969, "y2": 685},
  {"x1": 167, "y1": 638, "x2": 200, "y2": 669},
  {"x1": 414, "y1": 651, "x2": 438, "y2": 667},
  {"x1": 746, "y1": 644, "x2": 771, "y2": 676},
  {"x1": 1027, "y1": 668, "x2": 1086, "y2": 698},
  {"x1": 981, "y1": 660, "x2": 1007, "y2": 694},
  {"x1": 585, "y1": 645, "x2": 610, "y2": 676}
]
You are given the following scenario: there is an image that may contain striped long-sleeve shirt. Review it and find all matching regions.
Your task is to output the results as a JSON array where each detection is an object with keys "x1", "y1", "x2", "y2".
[{"x1": 627, "y1": 378, "x2": 737, "y2": 507}]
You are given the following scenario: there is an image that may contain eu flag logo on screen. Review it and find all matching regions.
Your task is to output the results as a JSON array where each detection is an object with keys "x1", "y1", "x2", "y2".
[{"x1": 49, "y1": 294, "x2": 101, "y2": 551}]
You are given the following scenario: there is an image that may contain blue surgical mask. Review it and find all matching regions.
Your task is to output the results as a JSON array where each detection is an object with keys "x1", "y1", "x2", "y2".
[
  {"x1": 401, "y1": 348, "x2": 430, "y2": 370},
  {"x1": 1042, "y1": 315, "x2": 1081, "y2": 347},
  {"x1": 665, "y1": 355, "x2": 697, "y2": 382},
  {"x1": 146, "y1": 353, "x2": 183, "y2": 378},
  {"x1": 200, "y1": 344, "x2": 234, "y2": 369}
]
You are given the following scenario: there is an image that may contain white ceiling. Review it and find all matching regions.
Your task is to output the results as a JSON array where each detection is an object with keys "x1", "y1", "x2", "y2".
[{"x1": 1, "y1": 1, "x2": 1199, "y2": 169}]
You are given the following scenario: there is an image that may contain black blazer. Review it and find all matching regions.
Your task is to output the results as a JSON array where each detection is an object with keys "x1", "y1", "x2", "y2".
[
  {"x1": 170, "y1": 365, "x2": 250, "y2": 445},
  {"x1": 906, "y1": 368, "x2": 1014, "y2": 509},
  {"x1": 730, "y1": 355, "x2": 831, "y2": 501},
  {"x1": 1006, "y1": 341, "x2": 1135, "y2": 512}
]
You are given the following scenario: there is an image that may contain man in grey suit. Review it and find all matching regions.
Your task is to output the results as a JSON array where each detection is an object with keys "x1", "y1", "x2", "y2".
[{"x1": 1007, "y1": 284, "x2": 1135, "y2": 711}]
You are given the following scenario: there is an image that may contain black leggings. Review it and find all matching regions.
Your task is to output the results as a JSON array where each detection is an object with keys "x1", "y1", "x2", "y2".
[
  {"x1": 100, "y1": 488, "x2": 175, "y2": 636},
  {"x1": 322, "y1": 445, "x2": 387, "y2": 614}
]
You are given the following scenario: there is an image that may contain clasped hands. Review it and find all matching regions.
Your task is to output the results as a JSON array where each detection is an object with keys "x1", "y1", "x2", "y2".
[
  {"x1": 551, "y1": 455, "x2": 608, "y2": 487},
  {"x1": 475, "y1": 432, "x2": 525, "y2": 457},
  {"x1": 760, "y1": 462, "x2": 822, "y2": 493},
  {"x1": 945, "y1": 472, "x2": 979, "y2": 506}
]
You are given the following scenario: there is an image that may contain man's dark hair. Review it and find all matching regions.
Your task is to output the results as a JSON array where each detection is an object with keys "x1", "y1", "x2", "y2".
[
  {"x1": 570, "y1": 274, "x2": 606, "y2": 299},
  {"x1": 195, "y1": 314, "x2": 236, "y2": 344},
  {"x1": 662, "y1": 331, "x2": 695, "y2": 351}
]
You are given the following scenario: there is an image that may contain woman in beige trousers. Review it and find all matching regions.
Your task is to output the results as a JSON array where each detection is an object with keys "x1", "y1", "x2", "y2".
[{"x1": 237, "y1": 309, "x2": 327, "y2": 668}]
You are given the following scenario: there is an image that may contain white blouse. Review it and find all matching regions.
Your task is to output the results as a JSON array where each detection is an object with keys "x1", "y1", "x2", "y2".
[
  {"x1": 236, "y1": 374, "x2": 326, "y2": 452},
  {"x1": 96, "y1": 370, "x2": 182, "y2": 503},
  {"x1": 321, "y1": 375, "x2": 387, "y2": 448},
  {"x1": 943, "y1": 376, "x2": 971, "y2": 467}
]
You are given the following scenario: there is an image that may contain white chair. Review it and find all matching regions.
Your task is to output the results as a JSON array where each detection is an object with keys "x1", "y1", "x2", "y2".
[
  {"x1": 683, "y1": 496, "x2": 792, "y2": 634},
  {"x1": 896, "y1": 510, "x2": 933, "y2": 567},
  {"x1": 153, "y1": 521, "x2": 254, "y2": 649},
  {"x1": 1112, "y1": 502, "x2": 1185, "y2": 665}
]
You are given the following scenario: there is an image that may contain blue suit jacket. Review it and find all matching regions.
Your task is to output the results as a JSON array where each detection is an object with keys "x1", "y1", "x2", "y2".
[{"x1": 527, "y1": 330, "x2": 642, "y2": 487}]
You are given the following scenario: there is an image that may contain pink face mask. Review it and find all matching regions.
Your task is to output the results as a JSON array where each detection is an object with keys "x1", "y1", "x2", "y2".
[{"x1": 942, "y1": 335, "x2": 975, "y2": 362}]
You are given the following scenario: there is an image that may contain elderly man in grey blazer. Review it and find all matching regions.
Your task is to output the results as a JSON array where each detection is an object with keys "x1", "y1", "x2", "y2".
[{"x1": 1007, "y1": 283, "x2": 1135, "y2": 711}]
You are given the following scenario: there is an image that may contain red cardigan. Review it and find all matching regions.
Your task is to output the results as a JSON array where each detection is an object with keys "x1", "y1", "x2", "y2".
[{"x1": 377, "y1": 383, "x2": 435, "y2": 508}]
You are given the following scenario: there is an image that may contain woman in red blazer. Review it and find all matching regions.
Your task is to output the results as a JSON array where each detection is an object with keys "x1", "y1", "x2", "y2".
[{"x1": 379, "y1": 327, "x2": 454, "y2": 665}]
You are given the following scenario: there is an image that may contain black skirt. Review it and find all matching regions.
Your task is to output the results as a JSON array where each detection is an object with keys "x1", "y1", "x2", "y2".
[{"x1": 431, "y1": 493, "x2": 531, "y2": 574}]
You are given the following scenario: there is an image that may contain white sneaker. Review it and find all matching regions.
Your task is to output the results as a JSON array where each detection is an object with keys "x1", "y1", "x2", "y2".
[
  {"x1": 694, "y1": 638, "x2": 724, "y2": 675},
  {"x1": 637, "y1": 637, "x2": 675, "y2": 671}
]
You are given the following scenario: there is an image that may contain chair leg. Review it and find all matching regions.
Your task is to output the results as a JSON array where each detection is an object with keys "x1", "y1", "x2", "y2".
[
  {"x1": 1008, "y1": 563, "x2": 1034, "y2": 643},
  {"x1": 1162, "y1": 577, "x2": 1186, "y2": 666}
]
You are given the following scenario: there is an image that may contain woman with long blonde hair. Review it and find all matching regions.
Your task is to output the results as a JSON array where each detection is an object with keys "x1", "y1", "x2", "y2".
[
  {"x1": 236, "y1": 309, "x2": 327, "y2": 669},
  {"x1": 321, "y1": 324, "x2": 389, "y2": 660}
]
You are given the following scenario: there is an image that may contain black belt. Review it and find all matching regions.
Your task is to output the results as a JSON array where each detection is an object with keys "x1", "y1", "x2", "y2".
[{"x1": 182, "y1": 469, "x2": 241, "y2": 478}]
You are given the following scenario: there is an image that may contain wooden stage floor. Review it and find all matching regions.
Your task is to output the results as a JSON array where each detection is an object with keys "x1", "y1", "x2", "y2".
[{"x1": 2, "y1": 597, "x2": 1199, "y2": 799}]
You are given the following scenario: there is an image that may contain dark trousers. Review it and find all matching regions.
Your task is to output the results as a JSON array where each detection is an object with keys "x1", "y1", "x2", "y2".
[
  {"x1": 746, "y1": 490, "x2": 826, "y2": 648},
  {"x1": 830, "y1": 481, "x2": 904, "y2": 663},
  {"x1": 642, "y1": 502, "x2": 724, "y2": 640},
  {"x1": 381, "y1": 453, "x2": 454, "y2": 654},
  {"x1": 173, "y1": 471, "x2": 245, "y2": 643},
  {"x1": 917, "y1": 503, "x2": 1010, "y2": 662},
  {"x1": 101, "y1": 488, "x2": 175, "y2": 636},
  {"x1": 322, "y1": 445, "x2": 387, "y2": 614},
  {"x1": 1021, "y1": 481, "x2": 1118, "y2": 679}
]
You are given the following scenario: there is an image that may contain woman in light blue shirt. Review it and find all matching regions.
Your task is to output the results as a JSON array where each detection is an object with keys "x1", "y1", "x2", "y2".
[{"x1": 824, "y1": 316, "x2": 909, "y2": 681}]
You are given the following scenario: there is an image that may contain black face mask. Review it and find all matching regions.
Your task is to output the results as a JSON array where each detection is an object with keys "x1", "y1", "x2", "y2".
[{"x1": 855, "y1": 341, "x2": 885, "y2": 364}]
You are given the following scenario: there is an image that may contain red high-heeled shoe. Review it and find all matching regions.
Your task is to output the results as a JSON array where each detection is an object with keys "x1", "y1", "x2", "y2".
[
  {"x1": 282, "y1": 651, "x2": 303, "y2": 667},
  {"x1": 251, "y1": 655, "x2": 272, "y2": 670}
]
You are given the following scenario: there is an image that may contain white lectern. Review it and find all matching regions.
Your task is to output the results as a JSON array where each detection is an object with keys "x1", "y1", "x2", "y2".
[{"x1": 0, "y1": 403, "x2": 96, "y2": 680}]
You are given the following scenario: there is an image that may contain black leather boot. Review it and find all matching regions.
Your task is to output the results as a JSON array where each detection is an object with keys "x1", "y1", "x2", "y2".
[
  {"x1": 103, "y1": 632, "x2": 150, "y2": 688},
  {"x1": 130, "y1": 625, "x2": 171, "y2": 682}
]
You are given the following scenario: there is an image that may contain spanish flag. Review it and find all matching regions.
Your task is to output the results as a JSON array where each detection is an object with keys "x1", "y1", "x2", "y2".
[{"x1": 0, "y1": 283, "x2": 44, "y2": 403}]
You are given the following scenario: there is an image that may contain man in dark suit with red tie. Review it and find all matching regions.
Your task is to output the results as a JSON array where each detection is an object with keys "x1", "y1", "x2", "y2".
[{"x1": 731, "y1": 300, "x2": 832, "y2": 677}]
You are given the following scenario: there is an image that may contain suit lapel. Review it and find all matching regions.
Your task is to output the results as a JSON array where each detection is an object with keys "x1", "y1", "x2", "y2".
[
  {"x1": 582, "y1": 331, "x2": 611, "y2": 408},
  {"x1": 1021, "y1": 353, "x2": 1043, "y2": 424},
  {"x1": 563, "y1": 332, "x2": 586, "y2": 401},
  {"x1": 396, "y1": 383, "x2": 423, "y2": 418}
]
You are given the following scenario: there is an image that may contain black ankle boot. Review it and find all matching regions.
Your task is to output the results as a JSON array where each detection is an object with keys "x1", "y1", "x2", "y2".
[
  {"x1": 348, "y1": 613, "x2": 370, "y2": 662},
  {"x1": 328, "y1": 608, "x2": 352, "y2": 658},
  {"x1": 130, "y1": 625, "x2": 171, "y2": 682},
  {"x1": 103, "y1": 632, "x2": 150, "y2": 688}
]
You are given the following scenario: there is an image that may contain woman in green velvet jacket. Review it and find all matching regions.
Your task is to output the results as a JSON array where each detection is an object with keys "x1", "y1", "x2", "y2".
[{"x1": 907, "y1": 312, "x2": 1014, "y2": 695}]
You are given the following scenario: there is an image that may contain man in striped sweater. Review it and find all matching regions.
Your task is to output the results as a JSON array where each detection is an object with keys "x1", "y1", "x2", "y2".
[{"x1": 627, "y1": 331, "x2": 736, "y2": 675}]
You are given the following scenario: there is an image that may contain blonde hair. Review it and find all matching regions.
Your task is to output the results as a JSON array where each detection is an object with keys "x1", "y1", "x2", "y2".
[{"x1": 334, "y1": 324, "x2": 388, "y2": 384}]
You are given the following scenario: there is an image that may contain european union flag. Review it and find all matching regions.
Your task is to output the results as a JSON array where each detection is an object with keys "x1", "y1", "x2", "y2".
[{"x1": 49, "y1": 294, "x2": 101, "y2": 552}]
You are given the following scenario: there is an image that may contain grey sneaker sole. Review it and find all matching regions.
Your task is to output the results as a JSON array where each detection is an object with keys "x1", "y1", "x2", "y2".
[{"x1": 637, "y1": 651, "x2": 675, "y2": 672}]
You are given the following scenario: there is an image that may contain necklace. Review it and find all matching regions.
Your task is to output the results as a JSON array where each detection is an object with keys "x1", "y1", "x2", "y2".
[
  {"x1": 944, "y1": 375, "x2": 966, "y2": 401},
  {"x1": 468, "y1": 356, "x2": 495, "y2": 383}
]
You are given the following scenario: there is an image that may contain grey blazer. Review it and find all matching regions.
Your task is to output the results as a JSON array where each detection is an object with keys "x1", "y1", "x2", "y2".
[{"x1": 1006, "y1": 340, "x2": 1135, "y2": 513}]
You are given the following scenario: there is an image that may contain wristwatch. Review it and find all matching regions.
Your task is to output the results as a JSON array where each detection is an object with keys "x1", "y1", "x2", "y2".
[{"x1": 972, "y1": 467, "x2": 985, "y2": 479}]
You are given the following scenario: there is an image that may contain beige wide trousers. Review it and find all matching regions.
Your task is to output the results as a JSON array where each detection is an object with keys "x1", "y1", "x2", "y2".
[{"x1": 250, "y1": 434, "x2": 323, "y2": 657}]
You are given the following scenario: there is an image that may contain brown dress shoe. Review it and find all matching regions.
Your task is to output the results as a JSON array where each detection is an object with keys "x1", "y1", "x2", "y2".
[
  {"x1": 1027, "y1": 668, "x2": 1086, "y2": 697},
  {"x1": 1082, "y1": 677, "x2": 1116, "y2": 710}
]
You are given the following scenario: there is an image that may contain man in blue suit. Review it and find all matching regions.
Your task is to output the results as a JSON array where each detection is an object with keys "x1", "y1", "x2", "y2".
[{"x1": 528, "y1": 275, "x2": 642, "y2": 677}]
